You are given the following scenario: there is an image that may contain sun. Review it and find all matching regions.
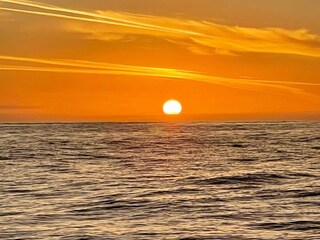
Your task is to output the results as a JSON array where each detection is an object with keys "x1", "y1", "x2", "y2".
[{"x1": 163, "y1": 100, "x2": 182, "y2": 115}]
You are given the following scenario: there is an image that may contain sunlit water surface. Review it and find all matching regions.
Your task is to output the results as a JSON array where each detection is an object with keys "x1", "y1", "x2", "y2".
[{"x1": 0, "y1": 122, "x2": 319, "y2": 239}]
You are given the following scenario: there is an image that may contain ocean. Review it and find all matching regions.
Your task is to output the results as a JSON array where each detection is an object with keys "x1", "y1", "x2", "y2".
[{"x1": 0, "y1": 122, "x2": 319, "y2": 239}]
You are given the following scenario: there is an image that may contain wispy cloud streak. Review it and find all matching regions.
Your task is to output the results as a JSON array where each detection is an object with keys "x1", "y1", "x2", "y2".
[
  {"x1": 0, "y1": 55, "x2": 319, "y2": 103},
  {"x1": 0, "y1": 0, "x2": 203, "y2": 36},
  {"x1": 1, "y1": 0, "x2": 320, "y2": 57}
]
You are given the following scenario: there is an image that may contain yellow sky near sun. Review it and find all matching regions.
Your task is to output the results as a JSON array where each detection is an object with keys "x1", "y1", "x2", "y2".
[{"x1": 0, "y1": 0, "x2": 319, "y2": 121}]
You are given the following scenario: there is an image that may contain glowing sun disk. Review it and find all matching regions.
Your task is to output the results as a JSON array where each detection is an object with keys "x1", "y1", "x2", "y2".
[{"x1": 163, "y1": 100, "x2": 182, "y2": 115}]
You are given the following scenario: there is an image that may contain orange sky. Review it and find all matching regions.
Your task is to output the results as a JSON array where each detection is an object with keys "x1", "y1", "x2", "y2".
[{"x1": 0, "y1": 0, "x2": 319, "y2": 122}]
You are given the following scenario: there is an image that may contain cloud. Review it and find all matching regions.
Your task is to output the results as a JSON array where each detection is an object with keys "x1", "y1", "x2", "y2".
[
  {"x1": 1, "y1": 0, "x2": 320, "y2": 57},
  {"x1": 0, "y1": 55, "x2": 319, "y2": 104}
]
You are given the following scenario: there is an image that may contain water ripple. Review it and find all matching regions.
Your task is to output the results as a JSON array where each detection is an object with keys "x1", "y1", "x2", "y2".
[{"x1": 0, "y1": 122, "x2": 319, "y2": 239}]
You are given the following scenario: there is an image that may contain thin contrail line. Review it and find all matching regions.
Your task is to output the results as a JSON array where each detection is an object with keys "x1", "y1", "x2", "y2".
[
  {"x1": 0, "y1": 0, "x2": 205, "y2": 37},
  {"x1": 1, "y1": 0, "x2": 319, "y2": 58}
]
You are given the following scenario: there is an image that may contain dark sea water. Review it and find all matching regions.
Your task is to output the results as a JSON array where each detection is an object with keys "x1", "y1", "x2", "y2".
[{"x1": 0, "y1": 122, "x2": 319, "y2": 239}]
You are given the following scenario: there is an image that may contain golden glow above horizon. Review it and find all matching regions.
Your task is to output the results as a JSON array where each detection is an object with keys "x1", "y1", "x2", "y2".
[
  {"x1": 0, "y1": 0, "x2": 319, "y2": 122},
  {"x1": 163, "y1": 100, "x2": 182, "y2": 115}
]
